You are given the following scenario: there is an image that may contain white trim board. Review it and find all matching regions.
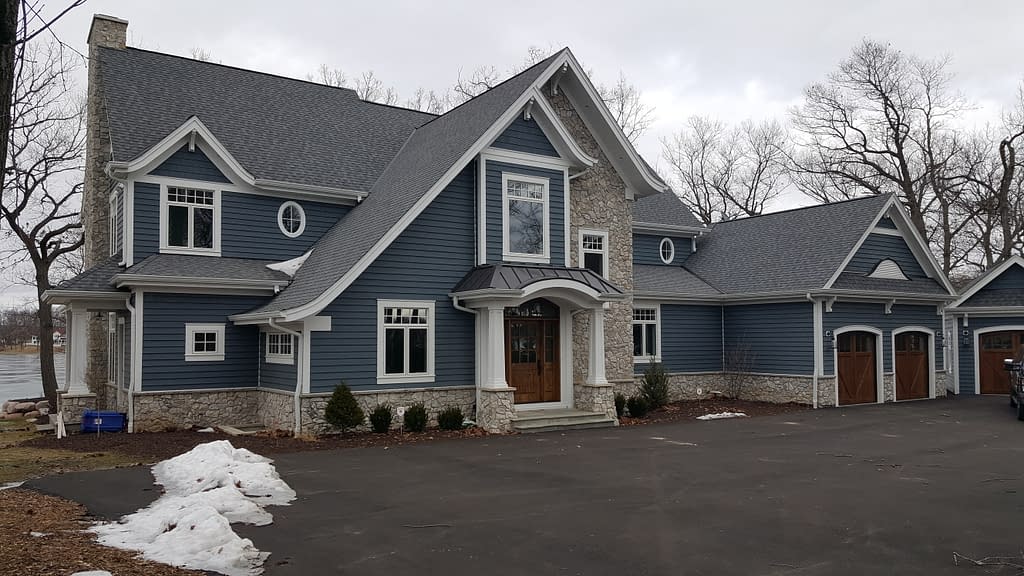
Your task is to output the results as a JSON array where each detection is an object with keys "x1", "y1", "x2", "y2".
[
  {"x1": 971, "y1": 324, "x2": 1024, "y2": 395},
  {"x1": 949, "y1": 256, "x2": 1024, "y2": 308}
]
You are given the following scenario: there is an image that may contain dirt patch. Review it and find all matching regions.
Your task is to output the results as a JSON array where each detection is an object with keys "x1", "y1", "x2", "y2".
[
  {"x1": 619, "y1": 398, "x2": 808, "y2": 426},
  {"x1": 0, "y1": 488, "x2": 202, "y2": 576}
]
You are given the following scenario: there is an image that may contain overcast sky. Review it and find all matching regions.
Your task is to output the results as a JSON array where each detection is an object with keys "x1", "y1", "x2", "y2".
[{"x1": 3, "y1": 0, "x2": 1022, "y2": 307}]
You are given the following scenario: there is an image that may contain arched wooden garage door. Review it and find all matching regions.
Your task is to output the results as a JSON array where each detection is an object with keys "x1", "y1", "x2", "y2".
[
  {"x1": 838, "y1": 331, "x2": 877, "y2": 405},
  {"x1": 979, "y1": 331, "x2": 1024, "y2": 395},
  {"x1": 895, "y1": 331, "x2": 929, "y2": 400}
]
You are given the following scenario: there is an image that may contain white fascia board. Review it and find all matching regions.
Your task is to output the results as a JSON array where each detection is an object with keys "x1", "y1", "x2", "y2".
[
  {"x1": 948, "y1": 256, "x2": 1024, "y2": 308},
  {"x1": 822, "y1": 195, "x2": 896, "y2": 290},
  {"x1": 633, "y1": 222, "x2": 707, "y2": 236},
  {"x1": 272, "y1": 55, "x2": 573, "y2": 323},
  {"x1": 527, "y1": 87, "x2": 597, "y2": 167},
  {"x1": 41, "y1": 290, "x2": 129, "y2": 305},
  {"x1": 113, "y1": 274, "x2": 285, "y2": 291},
  {"x1": 883, "y1": 203, "x2": 957, "y2": 295}
]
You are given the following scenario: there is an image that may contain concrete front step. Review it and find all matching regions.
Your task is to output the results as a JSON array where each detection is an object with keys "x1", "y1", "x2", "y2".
[{"x1": 511, "y1": 409, "x2": 616, "y2": 433}]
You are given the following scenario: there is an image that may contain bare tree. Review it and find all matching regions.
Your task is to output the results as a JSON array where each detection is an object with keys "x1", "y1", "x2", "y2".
[
  {"x1": 597, "y1": 72, "x2": 655, "y2": 144},
  {"x1": 661, "y1": 116, "x2": 790, "y2": 224},
  {"x1": 0, "y1": 40, "x2": 85, "y2": 406},
  {"x1": 190, "y1": 47, "x2": 216, "y2": 63}
]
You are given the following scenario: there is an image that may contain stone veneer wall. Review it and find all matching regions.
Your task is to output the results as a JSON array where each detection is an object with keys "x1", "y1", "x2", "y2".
[
  {"x1": 293, "y1": 386, "x2": 478, "y2": 435},
  {"x1": 545, "y1": 91, "x2": 634, "y2": 387},
  {"x1": 57, "y1": 393, "x2": 96, "y2": 424},
  {"x1": 132, "y1": 389, "x2": 259, "y2": 431}
]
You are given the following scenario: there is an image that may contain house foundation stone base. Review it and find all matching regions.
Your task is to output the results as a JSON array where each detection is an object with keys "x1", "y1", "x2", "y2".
[
  {"x1": 573, "y1": 383, "x2": 618, "y2": 422},
  {"x1": 57, "y1": 393, "x2": 95, "y2": 424},
  {"x1": 477, "y1": 387, "x2": 516, "y2": 433},
  {"x1": 935, "y1": 372, "x2": 949, "y2": 397},
  {"x1": 132, "y1": 389, "x2": 259, "y2": 432}
]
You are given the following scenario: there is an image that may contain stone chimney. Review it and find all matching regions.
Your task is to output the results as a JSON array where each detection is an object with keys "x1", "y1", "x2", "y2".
[{"x1": 83, "y1": 14, "x2": 127, "y2": 268}]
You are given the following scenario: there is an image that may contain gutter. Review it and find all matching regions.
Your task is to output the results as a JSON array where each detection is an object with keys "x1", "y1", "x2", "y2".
[
  {"x1": 269, "y1": 319, "x2": 304, "y2": 437},
  {"x1": 113, "y1": 274, "x2": 287, "y2": 291}
]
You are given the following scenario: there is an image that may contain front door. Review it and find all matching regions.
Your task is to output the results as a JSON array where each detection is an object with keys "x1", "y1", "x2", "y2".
[
  {"x1": 505, "y1": 299, "x2": 560, "y2": 404},
  {"x1": 837, "y1": 331, "x2": 877, "y2": 405},
  {"x1": 979, "y1": 331, "x2": 1024, "y2": 395},
  {"x1": 895, "y1": 331, "x2": 929, "y2": 400}
]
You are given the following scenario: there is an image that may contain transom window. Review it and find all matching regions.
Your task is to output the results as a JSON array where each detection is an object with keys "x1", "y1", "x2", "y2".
[
  {"x1": 503, "y1": 174, "x2": 549, "y2": 261},
  {"x1": 277, "y1": 201, "x2": 306, "y2": 238},
  {"x1": 266, "y1": 332, "x2": 294, "y2": 364},
  {"x1": 659, "y1": 238, "x2": 675, "y2": 264},
  {"x1": 184, "y1": 323, "x2": 225, "y2": 362},
  {"x1": 633, "y1": 306, "x2": 660, "y2": 361},
  {"x1": 165, "y1": 186, "x2": 217, "y2": 252},
  {"x1": 378, "y1": 300, "x2": 435, "y2": 383},
  {"x1": 580, "y1": 229, "x2": 609, "y2": 278}
]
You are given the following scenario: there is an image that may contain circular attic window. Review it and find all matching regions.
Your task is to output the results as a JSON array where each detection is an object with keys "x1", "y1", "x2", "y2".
[
  {"x1": 659, "y1": 238, "x2": 675, "y2": 264},
  {"x1": 278, "y1": 201, "x2": 306, "y2": 238}
]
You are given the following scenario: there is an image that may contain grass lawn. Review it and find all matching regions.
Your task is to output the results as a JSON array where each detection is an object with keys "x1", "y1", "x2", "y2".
[{"x1": 0, "y1": 420, "x2": 143, "y2": 484}]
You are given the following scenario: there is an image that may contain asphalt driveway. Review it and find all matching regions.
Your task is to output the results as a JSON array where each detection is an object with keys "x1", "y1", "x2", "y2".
[{"x1": 29, "y1": 396, "x2": 1024, "y2": 575}]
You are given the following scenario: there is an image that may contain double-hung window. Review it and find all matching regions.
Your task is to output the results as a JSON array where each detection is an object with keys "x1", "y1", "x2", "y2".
[
  {"x1": 632, "y1": 306, "x2": 660, "y2": 362},
  {"x1": 503, "y1": 174, "x2": 549, "y2": 262},
  {"x1": 164, "y1": 186, "x2": 218, "y2": 253},
  {"x1": 184, "y1": 323, "x2": 225, "y2": 362},
  {"x1": 266, "y1": 332, "x2": 294, "y2": 365},
  {"x1": 579, "y1": 229, "x2": 609, "y2": 278},
  {"x1": 377, "y1": 300, "x2": 435, "y2": 383}
]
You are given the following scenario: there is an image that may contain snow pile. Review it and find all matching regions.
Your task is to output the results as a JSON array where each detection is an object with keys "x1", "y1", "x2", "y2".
[
  {"x1": 265, "y1": 250, "x2": 311, "y2": 277},
  {"x1": 696, "y1": 412, "x2": 748, "y2": 421},
  {"x1": 92, "y1": 440, "x2": 295, "y2": 576}
]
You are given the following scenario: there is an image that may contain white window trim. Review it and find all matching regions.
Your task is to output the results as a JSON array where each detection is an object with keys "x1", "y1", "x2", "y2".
[
  {"x1": 659, "y1": 238, "x2": 675, "y2": 264},
  {"x1": 159, "y1": 183, "x2": 222, "y2": 256},
  {"x1": 265, "y1": 331, "x2": 295, "y2": 365},
  {"x1": 501, "y1": 172, "x2": 550, "y2": 264},
  {"x1": 108, "y1": 192, "x2": 119, "y2": 257},
  {"x1": 578, "y1": 228, "x2": 609, "y2": 279},
  {"x1": 184, "y1": 323, "x2": 225, "y2": 362},
  {"x1": 376, "y1": 299, "x2": 436, "y2": 384},
  {"x1": 277, "y1": 201, "x2": 306, "y2": 238},
  {"x1": 632, "y1": 303, "x2": 662, "y2": 363}
]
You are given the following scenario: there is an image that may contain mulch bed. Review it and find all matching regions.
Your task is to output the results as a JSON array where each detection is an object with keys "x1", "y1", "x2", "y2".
[
  {"x1": 0, "y1": 488, "x2": 202, "y2": 576},
  {"x1": 619, "y1": 398, "x2": 809, "y2": 426}
]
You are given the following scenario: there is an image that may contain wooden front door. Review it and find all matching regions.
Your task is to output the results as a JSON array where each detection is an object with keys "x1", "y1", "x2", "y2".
[
  {"x1": 837, "y1": 331, "x2": 877, "y2": 405},
  {"x1": 979, "y1": 331, "x2": 1024, "y2": 395},
  {"x1": 895, "y1": 332, "x2": 929, "y2": 400},
  {"x1": 505, "y1": 299, "x2": 560, "y2": 404}
]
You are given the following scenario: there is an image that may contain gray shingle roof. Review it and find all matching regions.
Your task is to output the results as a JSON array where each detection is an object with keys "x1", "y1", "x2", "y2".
[
  {"x1": 249, "y1": 52, "x2": 564, "y2": 316},
  {"x1": 959, "y1": 290, "x2": 1024, "y2": 307},
  {"x1": 633, "y1": 264, "x2": 720, "y2": 296},
  {"x1": 453, "y1": 264, "x2": 623, "y2": 295},
  {"x1": 55, "y1": 255, "x2": 123, "y2": 292},
  {"x1": 684, "y1": 195, "x2": 893, "y2": 294},
  {"x1": 831, "y1": 272, "x2": 949, "y2": 296},
  {"x1": 633, "y1": 192, "x2": 703, "y2": 229},
  {"x1": 98, "y1": 47, "x2": 435, "y2": 192},
  {"x1": 121, "y1": 255, "x2": 291, "y2": 283}
]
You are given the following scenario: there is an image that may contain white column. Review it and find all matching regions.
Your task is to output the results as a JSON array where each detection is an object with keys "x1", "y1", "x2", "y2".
[
  {"x1": 587, "y1": 306, "x2": 608, "y2": 385},
  {"x1": 66, "y1": 309, "x2": 90, "y2": 394},
  {"x1": 483, "y1": 306, "x2": 507, "y2": 389}
]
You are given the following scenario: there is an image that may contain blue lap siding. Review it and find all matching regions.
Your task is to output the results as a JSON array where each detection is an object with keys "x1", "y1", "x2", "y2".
[
  {"x1": 845, "y1": 233, "x2": 926, "y2": 277},
  {"x1": 955, "y1": 315, "x2": 1024, "y2": 394},
  {"x1": 150, "y1": 145, "x2": 231, "y2": 183},
  {"x1": 962, "y1": 265, "x2": 1024, "y2": 307},
  {"x1": 651, "y1": 304, "x2": 723, "y2": 374},
  {"x1": 822, "y1": 302, "x2": 943, "y2": 375},
  {"x1": 633, "y1": 233, "x2": 692, "y2": 266},
  {"x1": 221, "y1": 194, "x2": 348, "y2": 260},
  {"x1": 141, "y1": 293, "x2": 265, "y2": 391},
  {"x1": 134, "y1": 182, "x2": 160, "y2": 261},
  {"x1": 309, "y1": 164, "x2": 477, "y2": 393},
  {"x1": 723, "y1": 303, "x2": 814, "y2": 375},
  {"x1": 491, "y1": 117, "x2": 558, "y2": 157},
  {"x1": 259, "y1": 332, "x2": 297, "y2": 391},
  {"x1": 485, "y1": 160, "x2": 565, "y2": 265}
]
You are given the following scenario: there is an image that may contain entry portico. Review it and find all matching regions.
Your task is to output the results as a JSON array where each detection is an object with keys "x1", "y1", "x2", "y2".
[{"x1": 452, "y1": 264, "x2": 624, "y2": 432}]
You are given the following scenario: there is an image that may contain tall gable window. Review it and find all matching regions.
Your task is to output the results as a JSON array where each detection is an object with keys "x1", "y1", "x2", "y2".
[
  {"x1": 580, "y1": 229, "x2": 609, "y2": 278},
  {"x1": 503, "y1": 173, "x2": 549, "y2": 262},
  {"x1": 377, "y1": 300, "x2": 435, "y2": 384},
  {"x1": 162, "y1": 186, "x2": 219, "y2": 255}
]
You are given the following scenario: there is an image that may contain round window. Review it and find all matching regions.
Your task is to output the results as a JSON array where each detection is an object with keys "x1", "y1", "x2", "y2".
[
  {"x1": 659, "y1": 238, "x2": 675, "y2": 264},
  {"x1": 278, "y1": 201, "x2": 306, "y2": 238}
]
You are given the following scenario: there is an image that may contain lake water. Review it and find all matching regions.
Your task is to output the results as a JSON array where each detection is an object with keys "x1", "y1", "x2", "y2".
[{"x1": 0, "y1": 353, "x2": 65, "y2": 401}]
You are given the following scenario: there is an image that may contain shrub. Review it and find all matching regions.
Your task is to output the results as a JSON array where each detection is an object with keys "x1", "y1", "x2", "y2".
[
  {"x1": 640, "y1": 362, "x2": 669, "y2": 410},
  {"x1": 369, "y1": 404, "x2": 393, "y2": 433},
  {"x1": 403, "y1": 403, "x2": 428, "y2": 432},
  {"x1": 614, "y1": 393, "x2": 627, "y2": 418},
  {"x1": 437, "y1": 406, "x2": 465, "y2": 431},
  {"x1": 626, "y1": 395, "x2": 650, "y2": 418},
  {"x1": 324, "y1": 383, "x2": 364, "y2": 432}
]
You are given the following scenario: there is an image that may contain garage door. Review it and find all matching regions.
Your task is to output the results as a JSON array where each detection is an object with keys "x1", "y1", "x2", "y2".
[
  {"x1": 895, "y1": 332, "x2": 929, "y2": 400},
  {"x1": 979, "y1": 331, "x2": 1024, "y2": 395},
  {"x1": 838, "y1": 331, "x2": 877, "y2": 405}
]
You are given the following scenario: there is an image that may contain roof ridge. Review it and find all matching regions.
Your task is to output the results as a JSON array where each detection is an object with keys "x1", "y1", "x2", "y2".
[{"x1": 713, "y1": 193, "x2": 893, "y2": 226}]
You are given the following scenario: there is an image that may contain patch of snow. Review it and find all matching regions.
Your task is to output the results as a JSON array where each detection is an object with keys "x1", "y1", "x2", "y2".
[
  {"x1": 0, "y1": 481, "x2": 24, "y2": 490},
  {"x1": 266, "y1": 250, "x2": 311, "y2": 278},
  {"x1": 696, "y1": 412, "x2": 748, "y2": 421},
  {"x1": 92, "y1": 440, "x2": 295, "y2": 576},
  {"x1": 71, "y1": 572, "x2": 113, "y2": 576},
  {"x1": 30, "y1": 531, "x2": 51, "y2": 537},
  {"x1": 197, "y1": 427, "x2": 216, "y2": 433}
]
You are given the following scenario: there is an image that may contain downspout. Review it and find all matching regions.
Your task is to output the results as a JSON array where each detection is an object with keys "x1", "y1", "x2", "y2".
[
  {"x1": 125, "y1": 294, "x2": 135, "y2": 432},
  {"x1": 806, "y1": 293, "x2": 819, "y2": 409},
  {"x1": 269, "y1": 318, "x2": 303, "y2": 436},
  {"x1": 451, "y1": 296, "x2": 481, "y2": 421}
]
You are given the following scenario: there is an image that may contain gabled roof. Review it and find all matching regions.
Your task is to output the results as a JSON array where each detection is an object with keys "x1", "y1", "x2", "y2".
[
  {"x1": 633, "y1": 192, "x2": 704, "y2": 230},
  {"x1": 98, "y1": 47, "x2": 434, "y2": 192},
  {"x1": 949, "y1": 255, "x2": 1024, "y2": 308},
  {"x1": 684, "y1": 195, "x2": 894, "y2": 294},
  {"x1": 633, "y1": 264, "x2": 720, "y2": 297},
  {"x1": 830, "y1": 272, "x2": 950, "y2": 296}
]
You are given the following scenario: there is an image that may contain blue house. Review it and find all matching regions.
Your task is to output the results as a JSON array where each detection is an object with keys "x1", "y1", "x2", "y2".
[{"x1": 47, "y1": 15, "x2": 971, "y2": 434}]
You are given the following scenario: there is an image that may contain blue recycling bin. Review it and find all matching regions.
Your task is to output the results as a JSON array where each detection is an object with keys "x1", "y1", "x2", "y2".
[{"x1": 80, "y1": 410, "x2": 126, "y2": 433}]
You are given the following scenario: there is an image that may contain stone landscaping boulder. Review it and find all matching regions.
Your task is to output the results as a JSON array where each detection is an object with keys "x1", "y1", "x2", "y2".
[
  {"x1": 35, "y1": 400, "x2": 50, "y2": 411},
  {"x1": 22, "y1": 411, "x2": 40, "y2": 419},
  {"x1": 3, "y1": 412, "x2": 23, "y2": 420},
  {"x1": 14, "y1": 402, "x2": 36, "y2": 412}
]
